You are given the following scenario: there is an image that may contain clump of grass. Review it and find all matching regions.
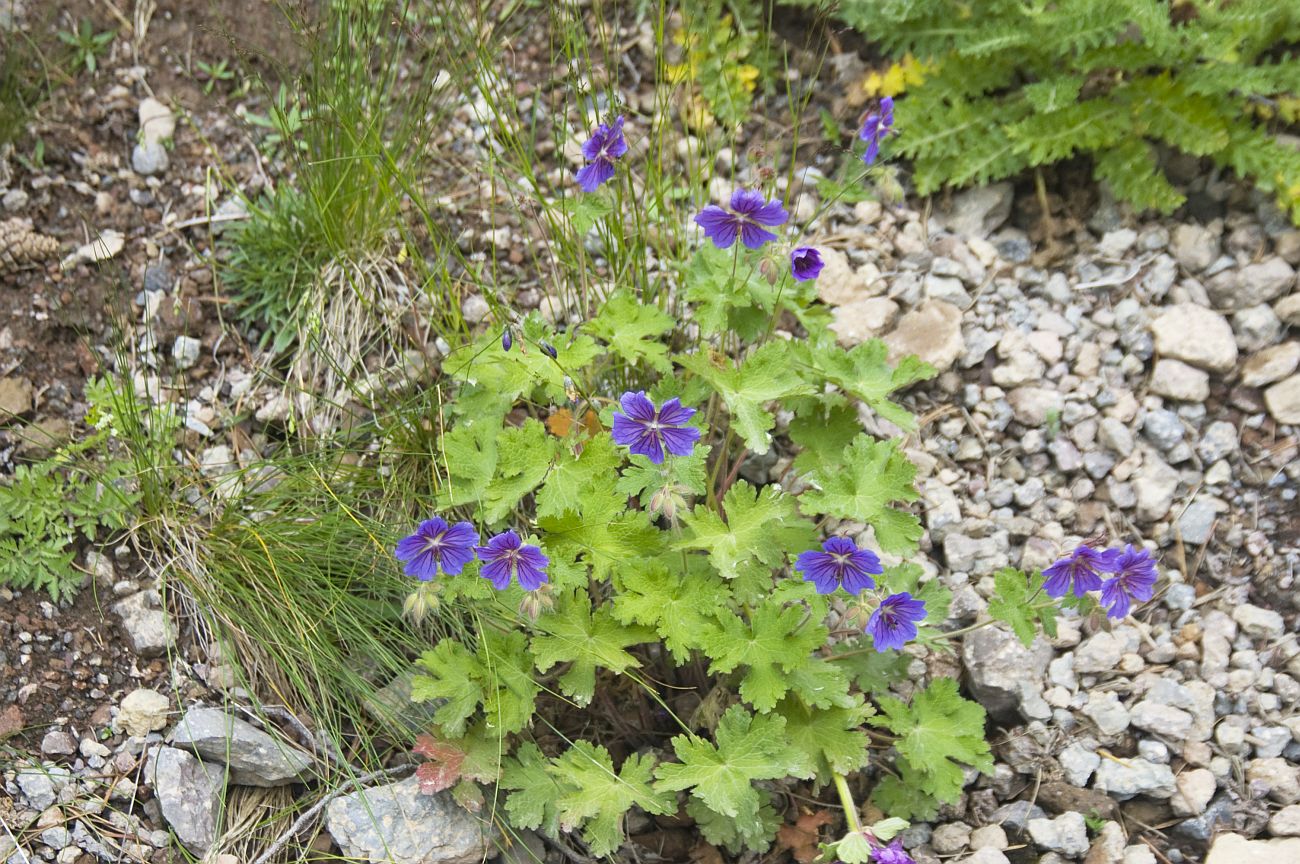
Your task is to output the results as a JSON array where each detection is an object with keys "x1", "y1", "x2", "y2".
[{"x1": 0, "y1": 8, "x2": 58, "y2": 151}]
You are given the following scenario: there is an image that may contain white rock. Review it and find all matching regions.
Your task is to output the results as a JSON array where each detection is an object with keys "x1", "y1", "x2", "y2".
[
  {"x1": 1149, "y1": 303, "x2": 1237, "y2": 373},
  {"x1": 138, "y1": 97, "x2": 176, "y2": 144},
  {"x1": 1059, "y1": 743, "x2": 1100, "y2": 786},
  {"x1": 115, "y1": 689, "x2": 170, "y2": 736},
  {"x1": 61, "y1": 229, "x2": 125, "y2": 270},
  {"x1": 1027, "y1": 812, "x2": 1088, "y2": 857},
  {"x1": 131, "y1": 141, "x2": 169, "y2": 176},
  {"x1": 969, "y1": 824, "x2": 1008, "y2": 851},
  {"x1": 816, "y1": 247, "x2": 867, "y2": 305},
  {"x1": 112, "y1": 590, "x2": 175, "y2": 658},
  {"x1": 1264, "y1": 374, "x2": 1300, "y2": 424},
  {"x1": 1241, "y1": 342, "x2": 1300, "y2": 386},
  {"x1": 883, "y1": 300, "x2": 965, "y2": 373},
  {"x1": 460, "y1": 294, "x2": 490, "y2": 324},
  {"x1": 1170, "y1": 224, "x2": 1218, "y2": 272},
  {"x1": 1130, "y1": 701, "x2": 1194, "y2": 739},
  {"x1": 1170, "y1": 767, "x2": 1216, "y2": 816},
  {"x1": 1093, "y1": 757, "x2": 1176, "y2": 799},
  {"x1": 326, "y1": 775, "x2": 494, "y2": 864},
  {"x1": 1123, "y1": 846, "x2": 1157, "y2": 864},
  {"x1": 149, "y1": 747, "x2": 224, "y2": 855},
  {"x1": 1133, "y1": 455, "x2": 1179, "y2": 521},
  {"x1": 1205, "y1": 833, "x2": 1300, "y2": 864},
  {"x1": 1075, "y1": 631, "x2": 1124, "y2": 673},
  {"x1": 1149, "y1": 358, "x2": 1209, "y2": 402},
  {"x1": 1083, "y1": 691, "x2": 1131, "y2": 737},
  {"x1": 1007, "y1": 387, "x2": 1064, "y2": 427},
  {"x1": 941, "y1": 183, "x2": 1014, "y2": 238},
  {"x1": 1269, "y1": 804, "x2": 1300, "y2": 836},
  {"x1": 1247, "y1": 758, "x2": 1300, "y2": 803},
  {"x1": 964, "y1": 850, "x2": 1010, "y2": 864},
  {"x1": 829, "y1": 297, "x2": 898, "y2": 346},
  {"x1": 1230, "y1": 258, "x2": 1296, "y2": 308},
  {"x1": 1233, "y1": 604, "x2": 1286, "y2": 639},
  {"x1": 172, "y1": 336, "x2": 201, "y2": 370}
]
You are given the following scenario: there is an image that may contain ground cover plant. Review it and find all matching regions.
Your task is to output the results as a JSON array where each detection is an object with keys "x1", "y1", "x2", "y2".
[{"x1": 810, "y1": 0, "x2": 1300, "y2": 221}]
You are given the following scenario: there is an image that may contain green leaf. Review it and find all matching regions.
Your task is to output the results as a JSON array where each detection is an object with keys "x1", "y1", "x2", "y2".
[
  {"x1": 787, "y1": 397, "x2": 859, "y2": 477},
  {"x1": 552, "y1": 742, "x2": 675, "y2": 856},
  {"x1": 800, "y1": 435, "x2": 922, "y2": 555},
  {"x1": 539, "y1": 470, "x2": 663, "y2": 578},
  {"x1": 987, "y1": 567, "x2": 1057, "y2": 646},
  {"x1": 655, "y1": 705, "x2": 800, "y2": 823},
  {"x1": 587, "y1": 290, "x2": 675, "y2": 373},
  {"x1": 676, "y1": 341, "x2": 813, "y2": 455},
  {"x1": 676, "y1": 480, "x2": 816, "y2": 588},
  {"x1": 776, "y1": 695, "x2": 873, "y2": 782},
  {"x1": 868, "y1": 678, "x2": 993, "y2": 807},
  {"x1": 686, "y1": 792, "x2": 780, "y2": 854},
  {"x1": 616, "y1": 446, "x2": 710, "y2": 504},
  {"x1": 702, "y1": 594, "x2": 828, "y2": 712},
  {"x1": 531, "y1": 592, "x2": 654, "y2": 705},
  {"x1": 537, "y1": 433, "x2": 623, "y2": 519},
  {"x1": 482, "y1": 419, "x2": 556, "y2": 523},
  {"x1": 1023, "y1": 75, "x2": 1084, "y2": 112},
  {"x1": 411, "y1": 630, "x2": 539, "y2": 737},
  {"x1": 410, "y1": 641, "x2": 482, "y2": 737},
  {"x1": 795, "y1": 337, "x2": 935, "y2": 431},
  {"x1": 612, "y1": 557, "x2": 727, "y2": 663},
  {"x1": 502, "y1": 742, "x2": 567, "y2": 836},
  {"x1": 829, "y1": 642, "x2": 911, "y2": 697},
  {"x1": 561, "y1": 193, "x2": 615, "y2": 234}
]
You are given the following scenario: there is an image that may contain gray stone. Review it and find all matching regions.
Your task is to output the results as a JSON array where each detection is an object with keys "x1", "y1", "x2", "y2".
[
  {"x1": 1233, "y1": 304, "x2": 1283, "y2": 352},
  {"x1": 989, "y1": 800, "x2": 1046, "y2": 833},
  {"x1": 460, "y1": 295, "x2": 490, "y2": 324},
  {"x1": 1247, "y1": 758, "x2": 1300, "y2": 803},
  {"x1": 1093, "y1": 757, "x2": 1176, "y2": 800},
  {"x1": 1075, "y1": 631, "x2": 1124, "y2": 674},
  {"x1": 131, "y1": 141, "x2": 169, "y2": 176},
  {"x1": 1171, "y1": 768, "x2": 1216, "y2": 817},
  {"x1": 961, "y1": 625, "x2": 1052, "y2": 718},
  {"x1": 1241, "y1": 342, "x2": 1300, "y2": 387},
  {"x1": 1170, "y1": 224, "x2": 1218, "y2": 273},
  {"x1": 1059, "y1": 742, "x2": 1100, "y2": 786},
  {"x1": 169, "y1": 708, "x2": 313, "y2": 787},
  {"x1": 1269, "y1": 804, "x2": 1300, "y2": 836},
  {"x1": 172, "y1": 336, "x2": 201, "y2": 370},
  {"x1": 1130, "y1": 701, "x2": 1194, "y2": 739},
  {"x1": 883, "y1": 300, "x2": 965, "y2": 373},
  {"x1": 142, "y1": 261, "x2": 174, "y2": 294},
  {"x1": 1086, "y1": 822, "x2": 1127, "y2": 864},
  {"x1": 1197, "y1": 421, "x2": 1238, "y2": 463},
  {"x1": 1150, "y1": 303, "x2": 1237, "y2": 372},
  {"x1": 325, "y1": 775, "x2": 493, "y2": 864},
  {"x1": 112, "y1": 590, "x2": 175, "y2": 658},
  {"x1": 0, "y1": 376, "x2": 34, "y2": 423},
  {"x1": 964, "y1": 850, "x2": 1010, "y2": 864},
  {"x1": 1219, "y1": 257, "x2": 1296, "y2": 309},
  {"x1": 942, "y1": 183, "x2": 1014, "y2": 238},
  {"x1": 970, "y1": 825, "x2": 1008, "y2": 852},
  {"x1": 1234, "y1": 603, "x2": 1286, "y2": 639},
  {"x1": 1205, "y1": 833, "x2": 1300, "y2": 864},
  {"x1": 1149, "y1": 359, "x2": 1209, "y2": 402},
  {"x1": 1176, "y1": 500, "x2": 1217, "y2": 545},
  {"x1": 1098, "y1": 417, "x2": 1135, "y2": 456},
  {"x1": 1027, "y1": 812, "x2": 1088, "y2": 857},
  {"x1": 1133, "y1": 455, "x2": 1179, "y2": 521},
  {"x1": 1007, "y1": 387, "x2": 1064, "y2": 426},
  {"x1": 1083, "y1": 691, "x2": 1131, "y2": 737},
  {"x1": 16, "y1": 766, "x2": 56, "y2": 810},
  {"x1": 930, "y1": 822, "x2": 971, "y2": 854},
  {"x1": 149, "y1": 747, "x2": 224, "y2": 855},
  {"x1": 40, "y1": 730, "x2": 77, "y2": 757},
  {"x1": 1264, "y1": 374, "x2": 1300, "y2": 424},
  {"x1": 830, "y1": 297, "x2": 899, "y2": 346}
]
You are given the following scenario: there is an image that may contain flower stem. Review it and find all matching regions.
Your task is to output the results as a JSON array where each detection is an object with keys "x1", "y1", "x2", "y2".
[{"x1": 833, "y1": 771, "x2": 862, "y2": 834}]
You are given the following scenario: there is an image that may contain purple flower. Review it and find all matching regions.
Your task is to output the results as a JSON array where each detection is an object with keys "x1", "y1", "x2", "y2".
[
  {"x1": 576, "y1": 115, "x2": 627, "y2": 192},
  {"x1": 394, "y1": 517, "x2": 479, "y2": 580},
  {"x1": 790, "y1": 246, "x2": 824, "y2": 282},
  {"x1": 502, "y1": 327, "x2": 513, "y2": 352},
  {"x1": 1100, "y1": 544, "x2": 1157, "y2": 619},
  {"x1": 611, "y1": 390, "x2": 701, "y2": 465},
  {"x1": 695, "y1": 189, "x2": 789, "y2": 250},
  {"x1": 871, "y1": 839, "x2": 914, "y2": 864},
  {"x1": 476, "y1": 529, "x2": 549, "y2": 591},
  {"x1": 866, "y1": 592, "x2": 926, "y2": 652},
  {"x1": 1042, "y1": 544, "x2": 1118, "y2": 599},
  {"x1": 795, "y1": 536, "x2": 882, "y2": 595},
  {"x1": 860, "y1": 96, "x2": 895, "y2": 166},
  {"x1": 540, "y1": 341, "x2": 558, "y2": 359}
]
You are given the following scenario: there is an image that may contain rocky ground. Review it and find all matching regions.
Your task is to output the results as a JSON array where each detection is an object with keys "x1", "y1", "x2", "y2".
[{"x1": 3, "y1": 3, "x2": 1300, "y2": 864}]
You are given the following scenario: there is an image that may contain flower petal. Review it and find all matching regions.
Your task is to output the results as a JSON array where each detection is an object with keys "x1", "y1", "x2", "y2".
[
  {"x1": 618, "y1": 390, "x2": 657, "y2": 422},
  {"x1": 576, "y1": 158, "x2": 615, "y2": 192},
  {"x1": 658, "y1": 424, "x2": 700, "y2": 458},
  {"x1": 751, "y1": 199, "x2": 789, "y2": 228},
  {"x1": 655, "y1": 397, "x2": 696, "y2": 426},
  {"x1": 739, "y1": 222, "x2": 779, "y2": 250},
  {"x1": 695, "y1": 206, "x2": 739, "y2": 249}
]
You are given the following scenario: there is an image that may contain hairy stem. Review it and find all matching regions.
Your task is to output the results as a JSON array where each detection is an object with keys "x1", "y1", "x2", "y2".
[{"x1": 833, "y1": 771, "x2": 862, "y2": 834}]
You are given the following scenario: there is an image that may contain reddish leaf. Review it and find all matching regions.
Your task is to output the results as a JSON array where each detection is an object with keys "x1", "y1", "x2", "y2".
[
  {"x1": 776, "y1": 809, "x2": 834, "y2": 864},
  {"x1": 413, "y1": 734, "x2": 465, "y2": 794}
]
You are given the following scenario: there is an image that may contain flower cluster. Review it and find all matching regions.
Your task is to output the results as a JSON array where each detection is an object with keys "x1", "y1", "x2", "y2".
[
  {"x1": 796, "y1": 537, "x2": 926, "y2": 652},
  {"x1": 395, "y1": 517, "x2": 549, "y2": 591},
  {"x1": 1042, "y1": 542, "x2": 1157, "y2": 619}
]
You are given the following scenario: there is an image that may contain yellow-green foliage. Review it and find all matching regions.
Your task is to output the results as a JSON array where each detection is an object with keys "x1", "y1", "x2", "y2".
[{"x1": 814, "y1": 0, "x2": 1300, "y2": 221}]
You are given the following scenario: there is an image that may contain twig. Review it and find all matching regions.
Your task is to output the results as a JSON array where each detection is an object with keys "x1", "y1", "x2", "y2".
[
  {"x1": 246, "y1": 766, "x2": 413, "y2": 864},
  {"x1": 542, "y1": 833, "x2": 595, "y2": 864}
]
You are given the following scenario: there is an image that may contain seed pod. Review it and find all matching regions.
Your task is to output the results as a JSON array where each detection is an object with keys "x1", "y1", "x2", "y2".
[
  {"x1": 501, "y1": 327, "x2": 513, "y2": 352},
  {"x1": 540, "y1": 341, "x2": 558, "y2": 359}
]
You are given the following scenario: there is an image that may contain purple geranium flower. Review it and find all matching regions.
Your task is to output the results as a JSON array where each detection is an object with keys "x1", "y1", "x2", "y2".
[
  {"x1": 860, "y1": 96, "x2": 895, "y2": 166},
  {"x1": 576, "y1": 115, "x2": 627, "y2": 192},
  {"x1": 1042, "y1": 544, "x2": 1119, "y2": 599},
  {"x1": 611, "y1": 391, "x2": 700, "y2": 465},
  {"x1": 866, "y1": 592, "x2": 926, "y2": 652},
  {"x1": 790, "y1": 246, "x2": 824, "y2": 282},
  {"x1": 1100, "y1": 544, "x2": 1157, "y2": 619},
  {"x1": 502, "y1": 327, "x2": 513, "y2": 352},
  {"x1": 795, "y1": 536, "x2": 882, "y2": 595},
  {"x1": 871, "y1": 839, "x2": 914, "y2": 864},
  {"x1": 695, "y1": 189, "x2": 789, "y2": 250},
  {"x1": 476, "y1": 529, "x2": 549, "y2": 591},
  {"x1": 394, "y1": 517, "x2": 479, "y2": 580}
]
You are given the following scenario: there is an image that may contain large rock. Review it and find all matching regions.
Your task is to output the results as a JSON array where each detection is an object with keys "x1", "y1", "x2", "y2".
[
  {"x1": 149, "y1": 746, "x2": 224, "y2": 855},
  {"x1": 325, "y1": 775, "x2": 493, "y2": 864},
  {"x1": 883, "y1": 300, "x2": 965, "y2": 373},
  {"x1": 1205, "y1": 833, "x2": 1300, "y2": 864},
  {"x1": 940, "y1": 183, "x2": 1014, "y2": 238},
  {"x1": 168, "y1": 708, "x2": 313, "y2": 787},
  {"x1": 1149, "y1": 304, "x2": 1237, "y2": 372},
  {"x1": 830, "y1": 298, "x2": 899, "y2": 347},
  {"x1": 962, "y1": 625, "x2": 1052, "y2": 718},
  {"x1": 1264, "y1": 374, "x2": 1300, "y2": 424},
  {"x1": 1212, "y1": 257, "x2": 1296, "y2": 310},
  {"x1": 112, "y1": 589, "x2": 175, "y2": 658},
  {"x1": 1093, "y1": 757, "x2": 1176, "y2": 799}
]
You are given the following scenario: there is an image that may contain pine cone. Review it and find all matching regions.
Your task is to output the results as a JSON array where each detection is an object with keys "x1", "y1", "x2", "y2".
[{"x1": 0, "y1": 218, "x2": 60, "y2": 276}]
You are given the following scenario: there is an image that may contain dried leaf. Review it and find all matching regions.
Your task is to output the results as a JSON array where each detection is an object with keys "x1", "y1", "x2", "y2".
[
  {"x1": 413, "y1": 734, "x2": 465, "y2": 794},
  {"x1": 776, "y1": 808, "x2": 834, "y2": 864}
]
